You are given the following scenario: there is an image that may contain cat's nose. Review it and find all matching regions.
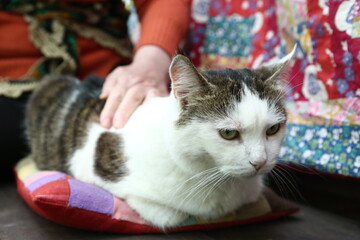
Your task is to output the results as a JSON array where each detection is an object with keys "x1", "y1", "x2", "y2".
[{"x1": 249, "y1": 160, "x2": 266, "y2": 171}]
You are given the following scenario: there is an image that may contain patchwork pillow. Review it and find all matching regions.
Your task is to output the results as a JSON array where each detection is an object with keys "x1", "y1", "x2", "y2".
[
  {"x1": 15, "y1": 157, "x2": 298, "y2": 233},
  {"x1": 188, "y1": 0, "x2": 360, "y2": 178}
]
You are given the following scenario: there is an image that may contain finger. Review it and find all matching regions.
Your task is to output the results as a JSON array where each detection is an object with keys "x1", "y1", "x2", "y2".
[
  {"x1": 113, "y1": 86, "x2": 146, "y2": 129},
  {"x1": 100, "y1": 72, "x2": 119, "y2": 99},
  {"x1": 100, "y1": 78, "x2": 116, "y2": 99},
  {"x1": 100, "y1": 87, "x2": 124, "y2": 129}
]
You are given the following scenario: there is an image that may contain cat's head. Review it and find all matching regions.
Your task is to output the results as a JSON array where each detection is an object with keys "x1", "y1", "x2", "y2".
[{"x1": 168, "y1": 50, "x2": 294, "y2": 178}]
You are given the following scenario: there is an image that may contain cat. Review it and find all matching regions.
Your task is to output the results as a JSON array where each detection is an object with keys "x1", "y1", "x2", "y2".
[{"x1": 26, "y1": 51, "x2": 293, "y2": 229}]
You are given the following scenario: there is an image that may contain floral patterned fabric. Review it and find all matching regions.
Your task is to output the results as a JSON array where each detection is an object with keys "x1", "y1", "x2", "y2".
[
  {"x1": 188, "y1": 0, "x2": 360, "y2": 178},
  {"x1": 280, "y1": 124, "x2": 360, "y2": 176}
]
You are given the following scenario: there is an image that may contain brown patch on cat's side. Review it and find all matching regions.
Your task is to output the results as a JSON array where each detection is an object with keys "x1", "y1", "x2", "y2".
[{"x1": 95, "y1": 132, "x2": 128, "y2": 181}]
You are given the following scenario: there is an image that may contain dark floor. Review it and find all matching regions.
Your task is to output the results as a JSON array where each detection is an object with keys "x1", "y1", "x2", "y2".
[{"x1": 1, "y1": 170, "x2": 359, "y2": 240}]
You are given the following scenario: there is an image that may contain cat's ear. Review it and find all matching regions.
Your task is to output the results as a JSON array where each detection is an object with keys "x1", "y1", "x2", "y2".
[
  {"x1": 260, "y1": 44, "x2": 297, "y2": 90},
  {"x1": 169, "y1": 55, "x2": 210, "y2": 100}
]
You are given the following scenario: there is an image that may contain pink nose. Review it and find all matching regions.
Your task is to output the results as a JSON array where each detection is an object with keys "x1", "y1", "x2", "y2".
[{"x1": 249, "y1": 160, "x2": 266, "y2": 171}]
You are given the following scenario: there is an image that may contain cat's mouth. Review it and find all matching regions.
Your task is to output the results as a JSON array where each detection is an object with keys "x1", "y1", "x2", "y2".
[{"x1": 220, "y1": 163, "x2": 274, "y2": 178}]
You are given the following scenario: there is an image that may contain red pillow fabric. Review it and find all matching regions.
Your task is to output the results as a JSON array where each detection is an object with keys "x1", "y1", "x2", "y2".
[{"x1": 15, "y1": 157, "x2": 299, "y2": 233}]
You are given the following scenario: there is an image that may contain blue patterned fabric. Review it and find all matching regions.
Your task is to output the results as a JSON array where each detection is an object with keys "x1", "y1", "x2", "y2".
[
  {"x1": 203, "y1": 16, "x2": 255, "y2": 57},
  {"x1": 279, "y1": 124, "x2": 360, "y2": 177}
]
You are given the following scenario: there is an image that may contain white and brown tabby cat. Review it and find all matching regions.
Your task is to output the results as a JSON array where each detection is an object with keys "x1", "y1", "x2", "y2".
[{"x1": 26, "y1": 51, "x2": 293, "y2": 229}]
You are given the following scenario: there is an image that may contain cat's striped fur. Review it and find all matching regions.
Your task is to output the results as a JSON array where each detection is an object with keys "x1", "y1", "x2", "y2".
[{"x1": 26, "y1": 75, "x2": 127, "y2": 180}]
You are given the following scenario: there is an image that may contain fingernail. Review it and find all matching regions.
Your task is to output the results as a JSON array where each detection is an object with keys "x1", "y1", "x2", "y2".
[
  {"x1": 102, "y1": 117, "x2": 111, "y2": 129},
  {"x1": 99, "y1": 92, "x2": 106, "y2": 99}
]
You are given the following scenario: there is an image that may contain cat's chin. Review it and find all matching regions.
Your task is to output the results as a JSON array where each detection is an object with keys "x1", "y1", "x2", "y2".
[
  {"x1": 221, "y1": 169, "x2": 258, "y2": 179},
  {"x1": 233, "y1": 172, "x2": 259, "y2": 179}
]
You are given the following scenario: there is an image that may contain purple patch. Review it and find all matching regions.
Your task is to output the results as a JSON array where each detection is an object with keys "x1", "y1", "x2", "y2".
[
  {"x1": 27, "y1": 173, "x2": 67, "y2": 192},
  {"x1": 68, "y1": 179, "x2": 114, "y2": 215}
]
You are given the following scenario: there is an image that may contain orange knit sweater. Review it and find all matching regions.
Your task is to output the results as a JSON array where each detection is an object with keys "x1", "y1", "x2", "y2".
[{"x1": 0, "y1": 0, "x2": 190, "y2": 80}]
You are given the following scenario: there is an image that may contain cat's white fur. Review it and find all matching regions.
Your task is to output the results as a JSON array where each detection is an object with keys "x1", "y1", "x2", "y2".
[
  {"x1": 68, "y1": 89, "x2": 285, "y2": 228},
  {"x1": 68, "y1": 52, "x2": 293, "y2": 228}
]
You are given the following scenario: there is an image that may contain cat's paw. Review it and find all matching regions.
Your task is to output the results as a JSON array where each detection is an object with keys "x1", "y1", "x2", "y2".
[{"x1": 127, "y1": 197, "x2": 188, "y2": 229}]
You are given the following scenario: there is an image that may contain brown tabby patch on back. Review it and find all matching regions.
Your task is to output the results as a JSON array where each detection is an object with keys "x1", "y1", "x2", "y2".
[
  {"x1": 26, "y1": 75, "x2": 105, "y2": 173},
  {"x1": 95, "y1": 132, "x2": 128, "y2": 181},
  {"x1": 27, "y1": 76, "x2": 76, "y2": 171}
]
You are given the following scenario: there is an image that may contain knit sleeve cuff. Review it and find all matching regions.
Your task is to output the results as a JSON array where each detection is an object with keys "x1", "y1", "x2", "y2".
[{"x1": 134, "y1": 0, "x2": 190, "y2": 57}]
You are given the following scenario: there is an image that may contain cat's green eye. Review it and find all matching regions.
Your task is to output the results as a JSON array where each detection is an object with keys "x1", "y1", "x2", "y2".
[
  {"x1": 219, "y1": 129, "x2": 239, "y2": 140},
  {"x1": 266, "y1": 123, "x2": 281, "y2": 136}
]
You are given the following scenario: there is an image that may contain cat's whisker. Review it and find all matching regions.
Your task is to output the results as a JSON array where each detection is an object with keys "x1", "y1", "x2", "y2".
[
  {"x1": 275, "y1": 167, "x2": 302, "y2": 198},
  {"x1": 167, "y1": 168, "x2": 220, "y2": 205},
  {"x1": 275, "y1": 160, "x2": 325, "y2": 178},
  {"x1": 184, "y1": 168, "x2": 220, "y2": 184},
  {"x1": 179, "y1": 170, "x2": 222, "y2": 205},
  {"x1": 270, "y1": 167, "x2": 304, "y2": 202},
  {"x1": 273, "y1": 168, "x2": 297, "y2": 198},
  {"x1": 168, "y1": 167, "x2": 219, "y2": 197},
  {"x1": 185, "y1": 170, "x2": 221, "y2": 198},
  {"x1": 283, "y1": 82, "x2": 307, "y2": 100},
  {"x1": 202, "y1": 173, "x2": 231, "y2": 203},
  {"x1": 171, "y1": 175, "x2": 217, "y2": 218},
  {"x1": 201, "y1": 174, "x2": 224, "y2": 203},
  {"x1": 268, "y1": 170, "x2": 289, "y2": 200},
  {"x1": 267, "y1": 80, "x2": 305, "y2": 108},
  {"x1": 270, "y1": 81, "x2": 304, "y2": 107},
  {"x1": 273, "y1": 168, "x2": 296, "y2": 199},
  {"x1": 287, "y1": 67, "x2": 302, "y2": 85}
]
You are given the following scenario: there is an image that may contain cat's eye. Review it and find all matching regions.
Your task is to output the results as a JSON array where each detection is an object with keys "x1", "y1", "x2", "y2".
[
  {"x1": 266, "y1": 123, "x2": 281, "y2": 136},
  {"x1": 219, "y1": 129, "x2": 239, "y2": 140}
]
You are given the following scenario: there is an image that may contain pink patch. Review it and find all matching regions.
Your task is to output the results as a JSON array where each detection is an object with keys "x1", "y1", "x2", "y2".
[
  {"x1": 333, "y1": 111, "x2": 348, "y2": 124},
  {"x1": 112, "y1": 197, "x2": 147, "y2": 225},
  {"x1": 345, "y1": 98, "x2": 360, "y2": 113},
  {"x1": 24, "y1": 171, "x2": 60, "y2": 187}
]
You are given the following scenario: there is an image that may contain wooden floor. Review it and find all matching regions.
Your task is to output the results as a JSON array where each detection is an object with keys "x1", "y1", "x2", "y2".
[{"x1": 1, "y1": 171, "x2": 359, "y2": 240}]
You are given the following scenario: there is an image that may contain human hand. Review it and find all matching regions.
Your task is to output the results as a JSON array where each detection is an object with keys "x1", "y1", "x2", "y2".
[{"x1": 100, "y1": 45, "x2": 171, "y2": 129}]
